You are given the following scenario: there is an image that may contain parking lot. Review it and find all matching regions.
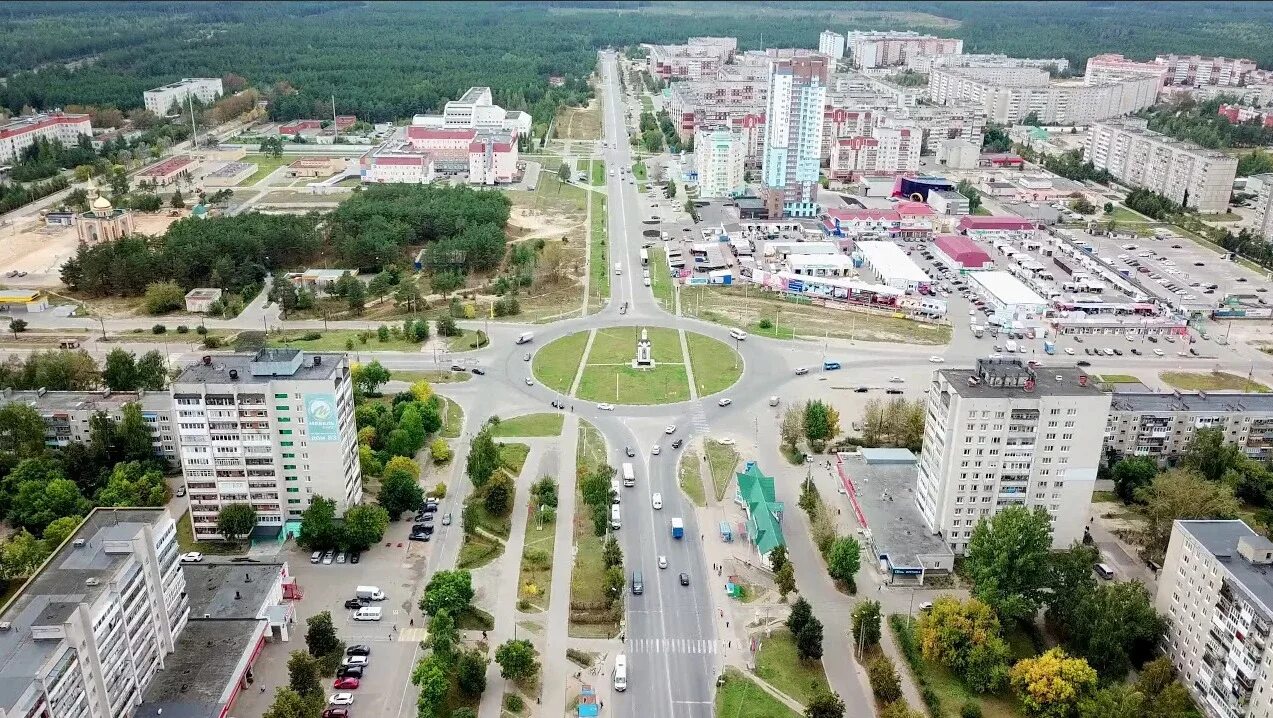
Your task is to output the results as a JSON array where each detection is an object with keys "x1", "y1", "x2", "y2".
[{"x1": 229, "y1": 513, "x2": 459, "y2": 718}]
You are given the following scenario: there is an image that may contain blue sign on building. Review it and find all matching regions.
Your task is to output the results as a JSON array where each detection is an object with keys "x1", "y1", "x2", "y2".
[{"x1": 305, "y1": 394, "x2": 341, "y2": 442}]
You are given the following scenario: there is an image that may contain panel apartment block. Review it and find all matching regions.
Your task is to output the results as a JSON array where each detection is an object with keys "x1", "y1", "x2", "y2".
[
  {"x1": 917, "y1": 360, "x2": 1110, "y2": 554},
  {"x1": 0, "y1": 389, "x2": 176, "y2": 464},
  {"x1": 761, "y1": 56, "x2": 828, "y2": 219},
  {"x1": 172, "y1": 349, "x2": 361, "y2": 541},
  {"x1": 1086, "y1": 119, "x2": 1238, "y2": 213},
  {"x1": 1105, "y1": 392, "x2": 1273, "y2": 464}
]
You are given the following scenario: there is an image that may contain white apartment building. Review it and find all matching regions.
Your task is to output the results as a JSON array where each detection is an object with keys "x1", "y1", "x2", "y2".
[
  {"x1": 1158, "y1": 54, "x2": 1257, "y2": 87},
  {"x1": 410, "y1": 87, "x2": 532, "y2": 137},
  {"x1": 694, "y1": 126, "x2": 745, "y2": 198},
  {"x1": 909, "y1": 53, "x2": 1069, "y2": 75},
  {"x1": 1157, "y1": 520, "x2": 1273, "y2": 718},
  {"x1": 647, "y1": 37, "x2": 737, "y2": 82},
  {"x1": 0, "y1": 389, "x2": 177, "y2": 464},
  {"x1": 889, "y1": 105, "x2": 987, "y2": 154},
  {"x1": 818, "y1": 31, "x2": 846, "y2": 60},
  {"x1": 761, "y1": 56, "x2": 829, "y2": 219},
  {"x1": 1105, "y1": 392, "x2": 1273, "y2": 465},
  {"x1": 667, "y1": 68, "x2": 768, "y2": 143},
  {"x1": 142, "y1": 78, "x2": 223, "y2": 116},
  {"x1": 467, "y1": 132, "x2": 519, "y2": 185},
  {"x1": 828, "y1": 123, "x2": 919, "y2": 181},
  {"x1": 1249, "y1": 174, "x2": 1273, "y2": 242},
  {"x1": 821, "y1": 107, "x2": 878, "y2": 161},
  {"x1": 0, "y1": 112, "x2": 93, "y2": 164},
  {"x1": 172, "y1": 349, "x2": 361, "y2": 542},
  {"x1": 917, "y1": 359, "x2": 1110, "y2": 554},
  {"x1": 1083, "y1": 54, "x2": 1170, "y2": 89},
  {"x1": 846, "y1": 31, "x2": 963, "y2": 69},
  {"x1": 1086, "y1": 119, "x2": 1238, "y2": 213},
  {"x1": 928, "y1": 67, "x2": 1159, "y2": 125},
  {"x1": 0, "y1": 508, "x2": 189, "y2": 718}
]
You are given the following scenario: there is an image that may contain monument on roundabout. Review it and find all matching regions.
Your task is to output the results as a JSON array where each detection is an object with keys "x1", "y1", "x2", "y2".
[{"x1": 632, "y1": 328, "x2": 655, "y2": 369}]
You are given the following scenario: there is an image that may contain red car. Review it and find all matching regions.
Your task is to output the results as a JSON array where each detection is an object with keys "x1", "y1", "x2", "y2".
[
  {"x1": 333, "y1": 677, "x2": 360, "y2": 690},
  {"x1": 322, "y1": 710, "x2": 349, "y2": 718}
]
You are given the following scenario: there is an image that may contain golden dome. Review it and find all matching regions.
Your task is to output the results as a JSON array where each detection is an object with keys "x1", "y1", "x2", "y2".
[{"x1": 92, "y1": 196, "x2": 112, "y2": 210}]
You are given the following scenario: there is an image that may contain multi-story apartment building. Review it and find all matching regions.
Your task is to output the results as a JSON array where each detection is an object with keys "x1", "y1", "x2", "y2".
[
  {"x1": 172, "y1": 349, "x2": 361, "y2": 541},
  {"x1": 0, "y1": 112, "x2": 93, "y2": 164},
  {"x1": 693, "y1": 126, "x2": 745, "y2": 198},
  {"x1": 667, "y1": 67, "x2": 768, "y2": 142},
  {"x1": 916, "y1": 359, "x2": 1110, "y2": 554},
  {"x1": 0, "y1": 389, "x2": 177, "y2": 464},
  {"x1": 467, "y1": 132, "x2": 518, "y2": 185},
  {"x1": 909, "y1": 53, "x2": 1069, "y2": 75},
  {"x1": 1105, "y1": 392, "x2": 1273, "y2": 464},
  {"x1": 1083, "y1": 54, "x2": 1171, "y2": 89},
  {"x1": 818, "y1": 31, "x2": 846, "y2": 60},
  {"x1": 1086, "y1": 119, "x2": 1238, "y2": 213},
  {"x1": 846, "y1": 31, "x2": 963, "y2": 70},
  {"x1": 1246, "y1": 174, "x2": 1273, "y2": 242},
  {"x1": 647, "y1": 37, "x2": 737, "y2": 82},
  {"x1": 143, "y1": 78, "x2": 223, "y2": 116},
  {"x1": 0, "y1": 508, "x2": 189, "y2": 718},
  {"x1": 410, "y1": 87, "x2": 532, "y2": 137},
  {"x1": 761, "y1": 56, "x2": 829, "y2": 219},
  {"x1": 821, "y1": 108, "x2": 878, "y2": 161},
  {"x1": 828, "y1": 123, "x2": 920, "y2": 181},
  {"x1": 887, "y1": 105, "x2": 987, "y2": 155},
  {"x1": 1157, "y1": 54, "x2": 1257, "y2": 87},
  {"x1": 1157, "y1": 520, "x2": 1273, "y2": 718},
  {"x1": 928, "y1": 67, "x2": 1159, "y2": 125}
]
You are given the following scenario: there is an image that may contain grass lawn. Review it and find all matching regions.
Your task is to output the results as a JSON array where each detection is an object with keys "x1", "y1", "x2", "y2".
[
  {"x1": 500, "y1": 442, "x2": 531, "y2": 477},
  {"x1": 569, "y1": 419, "x2": 617, "y2": 637},
  {"x1": 648, "y1": 248, "x2": 675, "y2": 312},
  {"x1": 753, "y1": 629, "x2": 832, "y2": 706},
  {"x1": 440, "y1": 396, "x2": 464, "y2": 438},
  {"x1": 517, "y1": 516, "x2": 556, "y2": 612},
  {"x1": 590, "y1": 192, "x2": 610, "y2": 303},
  {"x1": 678, "y1": 452, "x2": 706, "y2": 507},
  {"x1": 1092, "y1": 490, "x2": 1119, "y2": 503},
  {"x1": 716, "y1": 669, "x2": 800, "y2": 718},
  {"x1": 492, "y1": 413, "x2": 564, "y2": 438},
  {"x1": 458, "y1": 531, "x2": 503, "y2": 570},
  {"x1": 631, "y1": 160, "x2": 647, "y2": 181},
  {"x1": 591, "y1": 159, "x2": 606, "y2": 186},
  {"x1": 445, "y1": 328, "x2": 489, "y2": 352},
  {"x1": 388, "y1": 370, "x2": 471, "y2": 384},
  {"x1": 586, "y1": 326, "x2": 682, "y2": 364},
  {"x1": 683, "y1": 286, "x2": 951, "y2": 345},
  {"x1": 577, "y1": 419, "x2": 607, "y2": 475},
  {"x1": 971, "y1": 206, "x2": 993, "y2": 216},
  {"x1": 1104, "y1": 206, "x2": 1153, "y2": 223},
  {"x1": 641, "y1": 96, "x2": 653, "y2": 112},
  {"x1": 239, "y1": 153, "x2": 294, "y2": 185},
  {"x1": 1160, "y1": 371, "x2": 1270, "y2": 392},
  {"x1": 532, "y1": 331, "x2": 591, "y2": 393},
  {"x1": 685, "y1": 332, "x2": 743, "y2": 397},
  {"x1": 176, "y1": 510, "x2": 245, "y2": 556},
  {"x1": 268, "y1": 329, "x2": 423, "y2": 352},
  {"x1": 1200, "y1": 212, "x2": 1242, "y2": 222},
  {"x1": 555, "y1": 99, "x2": 602, "y2": 140},
  {"x1": 577, "y1": 363, "x2": 691, "y2": 404},
  {"x1": 891, "y1": 615, "x2": 1024, "y2": 718},
  {"x1": 456, "y1": 606, "x2": 495, "y2": 631},
  {"x1": 1094, "y1": 374, "x2": 1140, "y2": 383},
  {"x1": 704, "y1": 440, "x2": 739, "y2": 502}
]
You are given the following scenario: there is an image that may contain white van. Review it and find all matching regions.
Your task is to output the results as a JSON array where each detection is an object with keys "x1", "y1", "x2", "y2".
[
  {"x1": 613, "y1": 654, "x2": 628, "y2": 691},
  {"x1": 610, "y1": 505, "x2": 621, "y2": 530},
  {"x1": 353, "y1": 607, "x2": 382, "y2": 622},
  {"x1": 614, "y1": 262, "x2": 622, "y2": 275},
  {"x1": 1095, "y1": 563, "x2": 1115, "y2": 580},
  {"x1": 729, "y1": 329, "x2": 747, "y2": 341}
]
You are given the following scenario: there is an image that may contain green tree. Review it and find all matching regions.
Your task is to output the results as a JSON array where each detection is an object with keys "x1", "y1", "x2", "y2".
[
  {"x1": 0, "y1": 402, "x2": 51, "y2": 459},
  {"x1": 1065, "y1": 581, "x2": 1164, "y2": 679},
  {"x1": 1010, "y1": 648, "x2": 1098, "y2": 718},
  {"x1": 665, "y1": 179, "x2": 676, "y2": 198},
  {"x1": 867, "y1": 655, "x2": 902, "y2": 703},
  {"x1": 466, "y1": 428, "x2": 501, "y2": 488},
  {"x1": 411, "y1": 654, "x2": 449, "y2": 718},
  {"x1": 769, "y1": 544, "x2": 789, "y2": 573},
  {"x1": 216, "y1": 503, "x2": 257, "y2": 542},
  {"x1": 427, "y1": 609, "x2": 458, "y2": 662},
  {"x1": 1138, "y1": 469, "x2": 1240, "y2": 560},
  {"x1": 298, "y1": 496, "x2": 341, "y2": 550},
  {"x1": 918, "y1": 597, "x2": 1010, "y2": 694},
  {"x1": 776, "y1": 562, "x2": 796, "y2": 599},
  {"x1": 352, "y1": 360, "x2": 390, "y2": 396},
  {"x1": 305, "y1": 611, "x2": 341, "y2": 658},
  {"x1": 604, "y1": 566, "x2": 625, "y2": 604},
  {"x1": 457, "y1": 648, "x2": 489, "y2": 697},
  {"x1": 379, "y1": 458, "x2": 425, "y2": 518},
  {"x1": 483, "y1": 472, "x2": 514, "y2": 515},
  {"x1": 1077, "y1": 684, "x2": 1145, "y2": 718},
  {"x1": 431, "y1": 271, "x2": 464, "y2": 296},
  {"x1": 420, "y1": 569, "x2": 474, "y2": 617},
  {"x1": 0, "y1": 530, "x2": 51, "y2": 579},
  {"x1": 95, "y1": 461, "x2": 168, "y2": 506},
  {"x1": 965, "y1": 506, "x2": 1054, "y2": 623},
  {"x1": 804, "y1": 400, "x2": 834, "y2": 443},
  {"x1": 780, "y1": 406, "x2": 804, "y2": 449},
  {"x1": 10, "y1": 477, "x2": 90, "y2": 536},
  {"x1": 262, "y1": 687, "x2": 319, "y2": 718},
  {"x1": 8, "y1": 319, "x2": 27, "y2": 338},
  {"x1": 494, "y1": 638, "x2": 539, "y2": 682},
  {"x1": 787, "y1": 596, "x2": 813, "y2": 635},
  {"x1": 805, "y1": 691, "x2": 846, "y2": 718},
  {"x1": 602, "y1": 535, "x2": 623, "y2": 567},
  {"x1": 102, "y1": 348, "x2": 139, "y2": 391},
  {"x1": 827, "y1": 536, "x2": 861, "y2": 588},
  {"x1": 1183, "y1": 427, "x2": 1243, "y2": 482},
  {"x1": 956, "y1": 179, "x2": 983, "y2": 212},
  {"x1": 1110, "y1": 456, "x2": 1159, "y2": 503},
  {"x1": 796, "y1": 614, "x2": 824, "y2": 660},
  {"x1": 342, "y1": 504, "x2": 389, "y2": 550},
  {"x1": 852, "y1": 600, "x2": 882, "y2": 649},
  {"x1": 170, "y1": 189, "x2": 185, "y2": 209},
  {"x1": 143, "y1": 281, "x2": 185, "y2": 314},
  {"x1": 558, "y1": 161, "x2": 572, "y2": 180},
  {"x1": 287, "y1": 650, "x2": 323, "y2": 699},
  {"x1": 41, "y1": 516, "x2": 83, "y2": 550},
  {"x1": 1045, "y1": 542, "x2": 1100, "y2": 632}
]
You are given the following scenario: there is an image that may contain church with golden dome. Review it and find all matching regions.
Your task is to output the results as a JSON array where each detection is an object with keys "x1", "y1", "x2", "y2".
[{"x1": 75, "y1": 179, "x2": 134, "y2": 244}]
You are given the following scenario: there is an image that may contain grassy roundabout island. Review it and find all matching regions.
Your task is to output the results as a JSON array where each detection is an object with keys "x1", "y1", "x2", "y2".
[{"x1": 531, "y1": 326, "x2": 742, "y2": 405}]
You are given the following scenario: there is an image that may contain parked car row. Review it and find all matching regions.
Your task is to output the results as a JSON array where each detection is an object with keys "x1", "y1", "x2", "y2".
[
  {"x1": 321, "y1": 646, "x2": 375, "y2": 716},
  {"x1": 310, "y1": 550, "x2": 361, "y2": 565}
]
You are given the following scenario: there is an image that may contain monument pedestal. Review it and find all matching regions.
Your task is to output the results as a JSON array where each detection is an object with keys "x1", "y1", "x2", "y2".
[{"x1": 632, "y1": 328, "x2": 655, "y2": 370}]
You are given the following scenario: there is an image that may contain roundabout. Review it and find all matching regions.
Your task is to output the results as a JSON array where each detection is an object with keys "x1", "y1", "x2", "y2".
[{"x1": 531, "y1": 325, "x2": 743, "y2": 405}]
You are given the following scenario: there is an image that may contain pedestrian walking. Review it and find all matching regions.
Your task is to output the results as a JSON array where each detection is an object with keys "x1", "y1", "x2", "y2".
[{"x1": 260, "y1": 686, "x2": 266, "y2": 694}]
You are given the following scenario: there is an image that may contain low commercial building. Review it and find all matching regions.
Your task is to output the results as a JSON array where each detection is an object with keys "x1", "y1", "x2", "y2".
[
  {"x1": 292, "y1": 269, "x2": 358, "y2": 294},
  {"x1": 0, "y1": 112, "x2": 93, "y2": 164},
  {"x1": 410, "y1": 86, "x2": 532, "y2": 136},
  {"x1": 968, "y1": 270, "x2": 1049, "y2": 322},
  {"x1": 847, "y1": 31, "x2": 962, "y2": 69},
  {"x1": 929, "y1": 66, "x2": 1159, "y2": 125},
  {"x1": 0, "y1": 508, "x2": 189, "y2": 718},
  {"x1": 185, "y1": 287, "x2": 223, "y2": 313},
  {"x1": 0, "y1": 388, "x2": 176, "y2": 463},
  {"x1": 822, "y1": 202, "x2": 935, "y2": 240},
  {"x1": 286, "y1": 156, "x2": 347, "y2": 178},
  {"x1": 694, "y1": 126, "x2": 746, "y2": 198},
  {"x1": 1156, "y1": 520, "x2": 1273, "y2": 718},
  {"x1": 855, "y1": 240, "x2": 930, "y2": 292},
  {"x1": 360, "y1": 151, "x2": 435, "y2": 184},
  {"x1": 957, "y1": 215, "x2": 1038, "y2": 239},
  {"x1": 1086, "y1": 119, "x2": 1238, "y2": 213},
  {"x1": 202, "y1": 161, "x2": 255, "y2": 187},
  {"x1": 936, "y1": 138, "x2": 979, "y2": 170},
  {"x1": 732, "y1": 462, "x2": 785, "y2": 569},
  {"x1": 0, "y1": 289, "x2": 48, "y2": 313},
  {"x1": 927, "y1": 190, "x2": 970, "y2": 217},
  {"x1": 137, "y1": 155, "x2": 197, "y2": 187},
  {"x1": 931, "y1": 234, "x2": 992, "y2": 270},
  {"x1": 1105, "y1": 392, "x2": 1273, "y2": 465},
  {"x1": 277, "y1": 119, "x2": 323, "y2": 139},
  {"x1": 785, "y1": 253, "x2": 856, "y2": 277},
  {"x1": 836, "y1": 449, "x2": 954, "y2": 584},
  {"x1": 143, "y1": 78, "x2": 223, "y2": 116}
]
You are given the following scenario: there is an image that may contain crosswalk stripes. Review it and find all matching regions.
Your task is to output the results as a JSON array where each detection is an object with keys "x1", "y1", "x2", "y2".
[
  {"x1": 688, "y1": 407, "x2": 710, "y2": 434},
  {"x1": 626, "y1": 637, "x2": 718, "y2": 655},
  {"x1": 398, "y1": 627, "x2": 428, "y2": 643}
]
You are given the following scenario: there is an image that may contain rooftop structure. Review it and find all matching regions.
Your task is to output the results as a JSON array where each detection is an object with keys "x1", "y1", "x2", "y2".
[
  {"x1": 732, "y1": 463, "x2": 784, "y2": 567},
  {"x1": 932, "y1": 234, "x2": 992, "y2": 270},
  {"x1": 929, "y1": 66, "x2": 1159, "y2": 125}
]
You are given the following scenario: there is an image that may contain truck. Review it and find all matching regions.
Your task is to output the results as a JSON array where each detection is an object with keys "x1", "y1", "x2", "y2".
[
  {"x1": 621, "y1": 462, "x2": 636, "y2": 487},
  {"x1": 1044, "y1": 341, "x2": 1056, "y2": 355},
  {"x1": 515, "y1": 332, "x2": 534, "y2": 344},
  {"x1": 640, "y1": 247, "x2": 649, "y2": 266},
  {"x1": 356, "y1": 585, "x2": 386, "y2": 601},
  {"x1": 1005, "y1": 340, "x2": 1019, "y2": 354},
  {"x1": 671, "y1": 518, "x2": 684, "y2": 539}
]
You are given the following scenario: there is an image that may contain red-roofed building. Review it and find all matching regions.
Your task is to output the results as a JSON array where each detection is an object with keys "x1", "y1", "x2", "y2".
[
  {"x1": 278, "y1": 119, "x2": 322, "y2": 137},
  {"x1": 932, "y1": 234, "x2": 993, "y2": 271},
  {"x1": 138, "y1": 155, "x2": 196, "y2": 186},
  {"x1": 360, "y1": 151, "x2": 435, "y2": 184},
  {"x1": 1218, "y1": 103, "x2": 1273, "y2": 128},
  {"x1": 468, "y1": 133, "x2": 518, "y2": 185},
  {"x1": 406, "y1": 126, "x2": 477, "y2": 152},
  {"x1": 821, "y1": 203, "x2": 933, "y2": 239},
  {"x1": 334, "y1": 115, "x2": 357, "y2": 131},
  {"x1": 957, "y1": 215, "x2": 1038, "y2": 237},
  {"x1": 0, "y1": 112, "x2": 93, "y2": 163},
  {"x1": 979, "y1": 153, "x2": 1025, "y2": 168},
  {"x1": 828, "y1": 124, "x2": 920, "y2": 181}
]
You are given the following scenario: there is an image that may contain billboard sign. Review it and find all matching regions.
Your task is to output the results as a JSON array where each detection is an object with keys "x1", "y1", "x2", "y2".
[{"x1": 305, "y1": 393, "x2": 341, "y2": 442}]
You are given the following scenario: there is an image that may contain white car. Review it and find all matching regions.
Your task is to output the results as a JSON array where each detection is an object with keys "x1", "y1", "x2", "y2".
[
  {"x1": 524, "y1": 377, "x2": 533, "y2": 386},
  {"x1": 597, "y1": 403, "x2": 615, "y2": 411},
  {"x1": 329, "y1": 694, "x2": 354, "y2": 706},
  {"x1": 1064, "y1": 347, "x2": 1075, "y2": 355},
  {"x1": 664, "y1": 424, "x2": 677, "y2": 434},
  {"x1": 717, "y1": 397, "x2": 732, "y2": 407},
  {"x1": 1103, "y1": 348, "x2": 1115, "y2": 356},
  {"x1": 180, "y1": 552, "x2": 203, "y2": 563},
  {"x1": 652, "y1": 492, "x2": 663, "y2": 510},
  {"x1": 928, "y1": 356, "x2": 944, "y2": 363},
  {"x1": 889, "y1": 376, "x2": 904, "y2": 383},
  {"x1": 1153, "y1": 348, "x2": 1164, "y2": 356},
  {"x1": 652, "y1": 445, "x2": 661, "y2": 455},
  {"x1": 658, "y1": 555, "x2": 668, "y2": 569},
  {"x1": 717, "y1": 437, "x2": 736, "y2": 446}
]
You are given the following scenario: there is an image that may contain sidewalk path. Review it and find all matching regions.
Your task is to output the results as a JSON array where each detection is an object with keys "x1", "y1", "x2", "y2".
[{"x1": 540, "y1": 414, "x2": 580, "y2": 715}]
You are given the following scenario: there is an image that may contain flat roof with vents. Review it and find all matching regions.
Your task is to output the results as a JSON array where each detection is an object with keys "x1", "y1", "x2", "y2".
[{"x1": 837, "y1": 450, "x2": 953, "y2": 575}]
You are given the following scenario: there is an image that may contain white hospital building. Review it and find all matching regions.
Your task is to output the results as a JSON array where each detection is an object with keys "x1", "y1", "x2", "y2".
[{"x1": 143, "y1": 78, "x2": 224, "y2": 116}]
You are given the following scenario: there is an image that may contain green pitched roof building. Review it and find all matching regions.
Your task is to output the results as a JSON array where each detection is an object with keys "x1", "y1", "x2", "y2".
[{"x1": 734, "y1": 462, "x2": 785, "y2": 567}]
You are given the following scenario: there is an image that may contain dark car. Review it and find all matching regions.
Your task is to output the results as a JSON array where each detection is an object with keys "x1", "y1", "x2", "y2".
[
  {"x1": 1077, "y1": 360, "x2": 1091, "y2": 367},
  {"x1": 886, "y1": 389, "x2": 903, "y2": 395},
  {"x1": 346, "y1": 645, "x2": 371, "y2": 656},
  {"x1": 625, "y1": 446, "x2": 635, "y2": 457},
  {"x1": 679, "y1": 572, "x2": 690, "y2": 586},
  {"x1": 1147, "y1": 336, "x2": 1158, "y2": 343},
  {"x1": 349, "y1": 552, "x2": 360, "y2": 564},
  {"x1": 1131, "y1": 348, "x2": 1141, "y2": 355},
  {"x1": 422, "y1": 501, "x2": 438, "y2": 513},
  {"x1": 323, "y1": 709, "x2": 350, "y2": 718},
  {"x1": 671, "y1": 439, "x2": 683, "y2": 449},
  {"x1": 409, "y1": 531, "x2": 431, "y2": 542},
  {"x1": 343, "y1": 598, "x2": 365, "y2": 609},
  {"x1": 471, "y1": 367, "x2": 486, "y2": 375},
  {"x1": 1112, "y1": 348, "x2": 1123, "y2": 356},
  {"x1": 450, "y1": 364, "x2": 464, "y2": 372},
  {"x1": 854, "y1": 387, "x2": 869, "y2": 393},
  {"x1": 337, "y1": 666, "x2": 364, "y2": 679}
]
